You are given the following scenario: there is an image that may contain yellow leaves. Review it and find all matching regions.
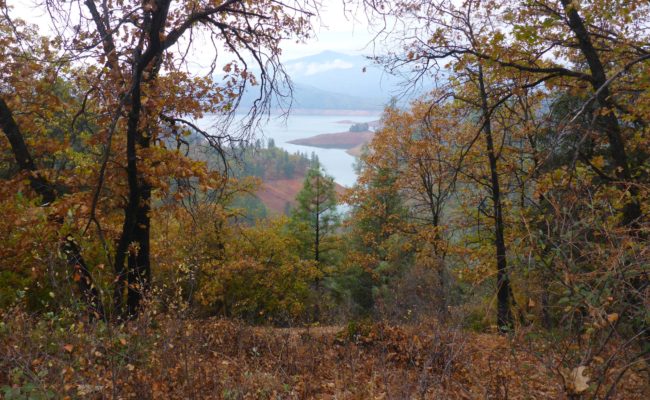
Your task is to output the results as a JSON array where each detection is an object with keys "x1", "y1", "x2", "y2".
[
  {"x1": 591, "y1": 155, "x2": 606, "y2": 169},
  {"x1": 492, "y1": 31, "x2": 505, "y2": 44},
  {"x1": 607, "y1": 313, "x2": 619, "y2": 323}
]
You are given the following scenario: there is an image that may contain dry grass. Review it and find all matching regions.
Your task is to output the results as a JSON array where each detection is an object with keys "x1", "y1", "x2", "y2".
[{"x1": 1, "y1": 312, "x2": 648, "y2": 399}]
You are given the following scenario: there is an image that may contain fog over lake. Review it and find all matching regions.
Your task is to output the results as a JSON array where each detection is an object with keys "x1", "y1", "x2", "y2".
[{"x1": 199, "y1": 114, "x2": 380, "y2": 187}]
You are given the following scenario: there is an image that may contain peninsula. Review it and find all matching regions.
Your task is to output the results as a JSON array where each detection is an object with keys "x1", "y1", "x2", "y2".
[{"x1": 287, "y1": 121, "x2": 379, "y2": 157}]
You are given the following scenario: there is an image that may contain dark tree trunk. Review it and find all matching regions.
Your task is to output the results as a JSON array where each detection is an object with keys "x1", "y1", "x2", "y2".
[
  {"x1": 113, "y1": 49, "x2": 152, "y2": 318},
  {"x1": 1, "y1": 97, "x2": 104, "y2": 320},
  {"x1": 0, "y1": 98, "x2": 56, "y2": 204},
  {"x1": 127, "y1": 175, "x2": 151, "y2": 316},
  {"x1": 61, "y1": 236, "x2": 106, "y2": 321},
  {"x1": 560, "y1": 0, "x2": 647, "y2": 346},
  {"x1": 111, "y1": 1, "x2": 171, "y2": 317},
  {"x1": 315, "y1": 173, "x2": 320, "y2": 263},
  {"x1": 478, "y1": 65, "x2": 513, "y2": 332},
  {"x1": 541, "y1": 288, "x2": 551, "y2": 330},
  {"x1": 559, "y1": 0, "x2": 641, "y2": 227}
]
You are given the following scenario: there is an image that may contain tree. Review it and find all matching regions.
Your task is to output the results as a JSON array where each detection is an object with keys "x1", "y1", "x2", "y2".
[
  {"x1": 350, "y1": 0, "x2": 649, "y2": 388},
  {"x1": 291, "y1": 165, "x2": 339, "y2": 264},
  {"x1": 352, "y1": 0, "x2": 522, "y2": 330},
  {"x1": 357, "y1": 0, "x2": 649, "y2": 227},
  {"x1": 349, "y1": 122, "x2": 369, "y2": 132},
  {"x1": 0, "y1": 13, "x2": 106, "y2": 318},
  {"x1": 361, "y1": 100, "x2": 466, "y2": 316},
  {"x1": 344, "y1": 142, "x2": 408, "y2": 316},
  {"x1": 3, "y1": 0, "x2": 319, "y2": 318}
]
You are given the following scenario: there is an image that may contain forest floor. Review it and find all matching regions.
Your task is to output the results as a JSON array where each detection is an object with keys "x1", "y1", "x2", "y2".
[{"x1": 1, "y1": 314, "x2": 648, "y2": 399}]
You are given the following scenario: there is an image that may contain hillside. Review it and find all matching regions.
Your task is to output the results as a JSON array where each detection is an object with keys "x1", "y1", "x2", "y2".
[
  {"x1": 229, "y1": 142, "x2": 345, "y2": 215},
  {"x1": 257, "y1": 176, "x2": 346, "y2": 214},
  {"x1": 291, "y1": 83, "x2": 384, "y2": 111}
]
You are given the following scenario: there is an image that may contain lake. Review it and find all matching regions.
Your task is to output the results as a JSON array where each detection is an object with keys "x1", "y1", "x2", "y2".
[{"x1": 198, "y1": 113, "x2": 380, "y2": 187}]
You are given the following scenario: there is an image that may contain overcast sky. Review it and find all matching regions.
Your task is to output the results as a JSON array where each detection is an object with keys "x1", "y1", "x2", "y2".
[
  {"x1": 6, "y1": 1, "x2": 377, "y2": 62},
  {"x1": 281, "y1": 2, "x2": 376, "y2": 60}
]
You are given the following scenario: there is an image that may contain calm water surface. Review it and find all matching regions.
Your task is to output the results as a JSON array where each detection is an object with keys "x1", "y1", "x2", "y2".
[{"x1": 199, "y1": 114, "x2": 379, "y2": 187}]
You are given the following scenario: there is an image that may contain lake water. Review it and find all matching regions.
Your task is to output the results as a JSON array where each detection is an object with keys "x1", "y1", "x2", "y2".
[{"x1": 198, "y1": 113, "x2": 380, "y2": 187}]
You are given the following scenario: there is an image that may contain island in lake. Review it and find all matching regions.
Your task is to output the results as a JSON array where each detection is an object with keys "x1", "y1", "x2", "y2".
[{"x1": 288, "y1": 121, "x2": 379, "y2": 157}]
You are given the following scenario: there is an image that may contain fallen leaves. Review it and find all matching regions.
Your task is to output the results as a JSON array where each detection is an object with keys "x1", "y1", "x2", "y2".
[{"x1": 2, "y1": 315, "x2": 648, "y2": 399}]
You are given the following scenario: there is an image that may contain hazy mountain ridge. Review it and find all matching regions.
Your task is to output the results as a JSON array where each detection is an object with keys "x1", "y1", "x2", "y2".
[
  {"x1": 238, "y1": 51, "x2": 409, "y2": 112},
  {"x1": 285, "y1": 51, "x2": 404, "y2": 101}
]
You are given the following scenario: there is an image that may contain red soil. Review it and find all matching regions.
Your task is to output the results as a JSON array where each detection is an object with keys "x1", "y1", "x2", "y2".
[{"x1": 256, "y1": 177, "x2": 347, "y2": 214}]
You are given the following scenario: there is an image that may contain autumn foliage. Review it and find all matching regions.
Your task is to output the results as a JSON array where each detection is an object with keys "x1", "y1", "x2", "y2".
[{"x1": 1, "y1": 0, "x2": 649, "y2": 398}]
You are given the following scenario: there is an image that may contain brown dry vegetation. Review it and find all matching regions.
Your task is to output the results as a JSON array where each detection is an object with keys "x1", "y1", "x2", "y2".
[
  {"x1": 256, "y1": 179, "x2": 306, "y2": 214},
  {"x1": 1, "y1": 311, "x2": 648, "y2": 399},
  {"x1": 257, "y1": 178, "x2": 346, "y2": 214}
]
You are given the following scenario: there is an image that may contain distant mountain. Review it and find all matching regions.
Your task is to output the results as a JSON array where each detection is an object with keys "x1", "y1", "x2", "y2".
[
  {"x1": 291, "y1": 83, "x2": 384, "y2": 110},
  {"x1": 235, "y1": 51, "x2": 418, "y2": 112},
  {"x1": 284, "y1": 51, "x2": 404, "y2": 101}
]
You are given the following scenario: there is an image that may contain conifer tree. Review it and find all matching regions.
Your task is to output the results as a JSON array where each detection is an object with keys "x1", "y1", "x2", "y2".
[{"x1": 291, "y1": 164, "x2": 339, "y2": 263}]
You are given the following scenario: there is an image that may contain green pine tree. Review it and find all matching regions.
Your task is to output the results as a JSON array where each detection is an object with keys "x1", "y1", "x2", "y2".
[{"x1": 291, "y1": 164, "x2": 339, "y2": 264}]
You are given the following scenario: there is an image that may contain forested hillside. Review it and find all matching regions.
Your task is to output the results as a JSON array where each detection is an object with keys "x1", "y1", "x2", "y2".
[
  {"x1": 226, "y1": 139, "x2": 314, "y2": 217},
  {"x1": 1, "y1": 0, "x2": 649, "y2": 399}
]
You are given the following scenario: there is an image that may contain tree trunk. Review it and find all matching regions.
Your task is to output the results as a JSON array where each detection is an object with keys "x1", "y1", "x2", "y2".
[
  {"x1": 113, "y1": 50, "x2": 151, "y2": 318},
  {"x1": 1, "y1": 97, "x2": 104, "y2": 320},
  {"x1": 127, "y1": 180, "x2": 151, "y2": 316},
  {"x1": 478, "y1": 65, "x2": 513, "y2": 332},
  {"x1": 560, "y1": 0, "x2": 647, "y2": 345},
  {"x1": 110, "y1": 1, "x2": 170, "y2": 318},
  {"x1": 0, "y1": 98, "x2": 56, "y2": 204},
  {"x1": 559, "y1": 0, "x2": 641, "y2": 227},
  {"x1": 315, "y1": 173, "x2": 320, "y2": 263},
  {"x1": 61, "y1": 236, "x2": 106, "y2": 321}
]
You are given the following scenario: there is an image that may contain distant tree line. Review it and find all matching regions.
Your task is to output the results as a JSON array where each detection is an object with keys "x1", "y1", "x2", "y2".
[
  {"x1": 349, "y1": 123, "x2": 369, "y2": 132},
  {"x1": 233, "y1": 139, "x2": 314, "y2": 181}
]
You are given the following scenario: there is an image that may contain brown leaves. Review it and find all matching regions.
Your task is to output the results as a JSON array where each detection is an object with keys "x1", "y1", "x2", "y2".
[{"x1": 4, "y1": 311, "x2": 650, "y2": 399}]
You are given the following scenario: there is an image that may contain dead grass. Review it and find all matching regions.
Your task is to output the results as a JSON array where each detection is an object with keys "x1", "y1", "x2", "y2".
[{"x1": 1, "y1": 312, "x2": 648, "y2": 399}]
